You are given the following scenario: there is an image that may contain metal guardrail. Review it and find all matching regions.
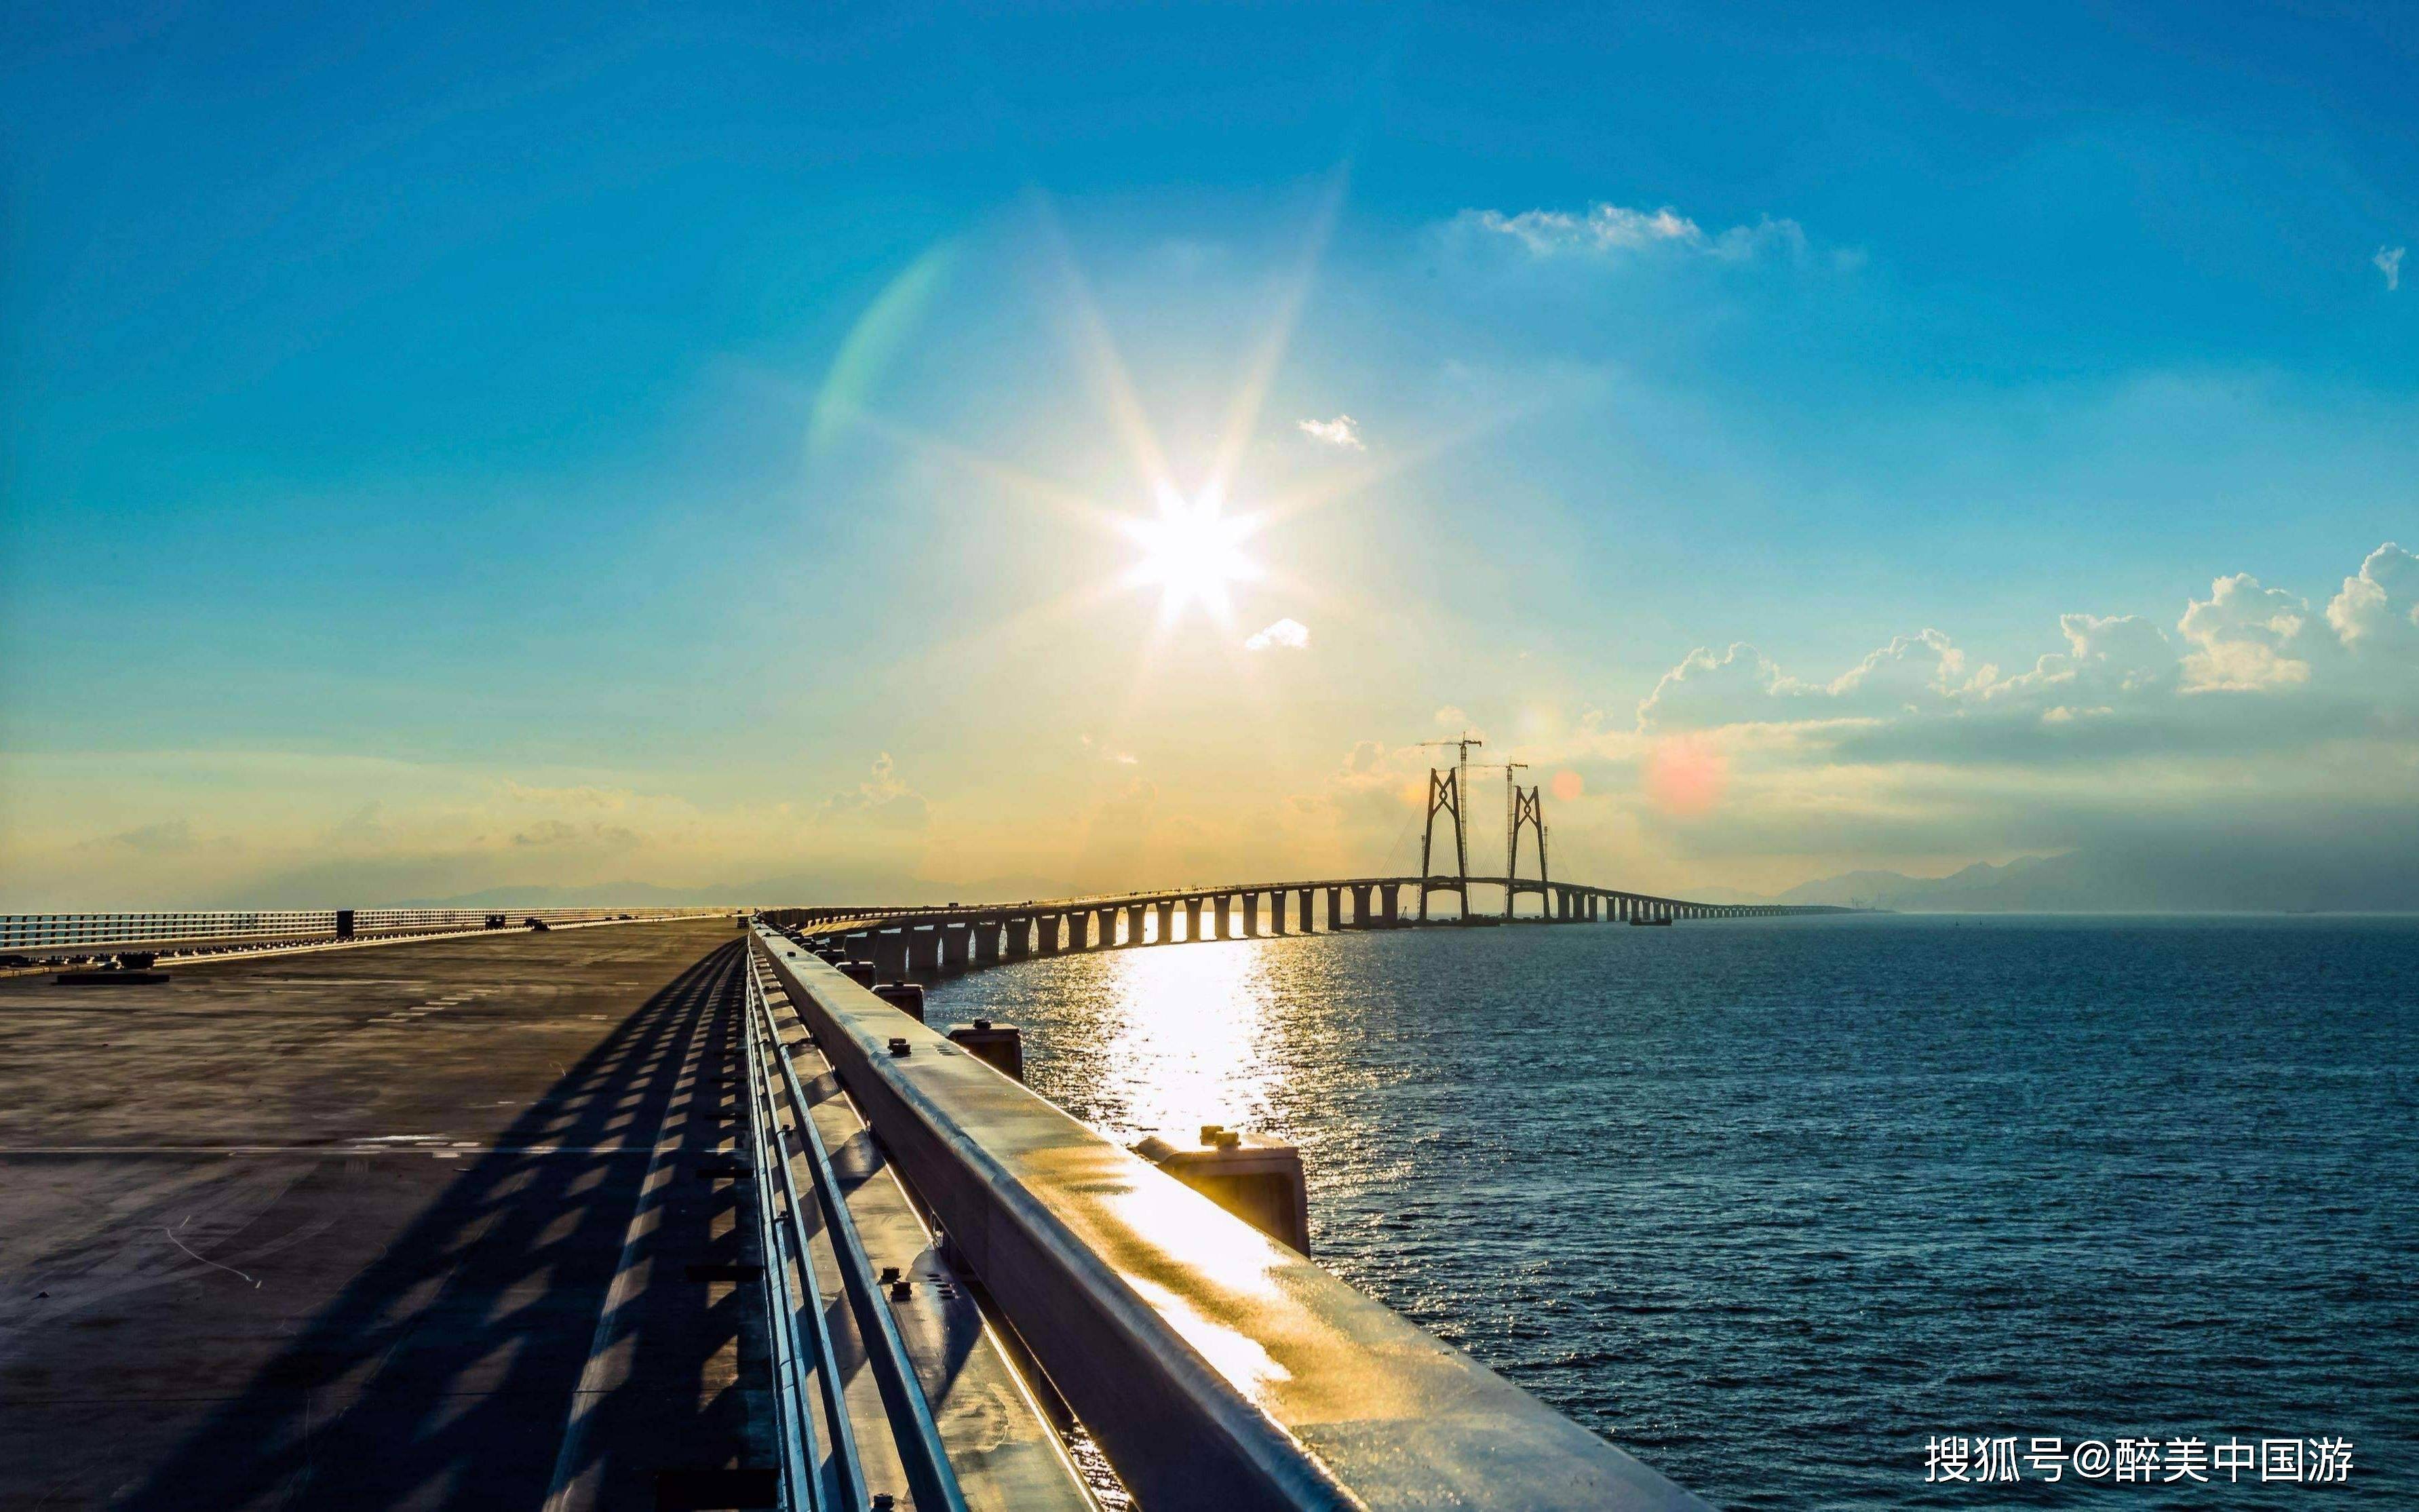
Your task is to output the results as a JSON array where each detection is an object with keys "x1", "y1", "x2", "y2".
[
  {"x1": 742, "y1": 950, "x2": 969, "y2": 1512},
  {"x1": 741, "y1": 958, "x2": 848, "y2": 1510},
  {"x1": 752, "y1": 924, "x2": 1711, "y2": 1512}
]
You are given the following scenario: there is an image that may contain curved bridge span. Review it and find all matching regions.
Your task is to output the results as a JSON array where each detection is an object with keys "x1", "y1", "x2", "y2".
[{"x1": 763, "y1": 876, "x2": 1855, "y2": 978}]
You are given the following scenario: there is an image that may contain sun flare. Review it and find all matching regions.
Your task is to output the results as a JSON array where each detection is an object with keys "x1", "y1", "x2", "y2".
[{"x1": 1121, "y1": 486, "x2": 1260, "y2": 624}]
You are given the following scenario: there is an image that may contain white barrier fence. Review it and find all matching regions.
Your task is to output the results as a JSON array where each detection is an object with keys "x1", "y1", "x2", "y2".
[{"x1": 0, "y1": 908, "x2": 707, "y2": 955}]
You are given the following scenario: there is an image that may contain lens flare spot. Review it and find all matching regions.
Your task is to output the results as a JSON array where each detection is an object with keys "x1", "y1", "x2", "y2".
[
  {"x1": 1550, "y1": 769, "x2": 1583, "y2": 802},
  {"x1": 1644, "y1": 736, "x2": 1727, "y2": 815}
]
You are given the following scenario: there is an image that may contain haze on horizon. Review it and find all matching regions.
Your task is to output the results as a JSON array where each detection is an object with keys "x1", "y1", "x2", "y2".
[{"x1": 3, "y1": 3, "x2": 2416, "y2": 913}]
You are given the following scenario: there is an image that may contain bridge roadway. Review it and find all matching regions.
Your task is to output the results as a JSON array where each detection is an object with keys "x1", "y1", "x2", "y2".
[{"x1": 0, "y1": 916, "x2": 1085, "y2": 1512}]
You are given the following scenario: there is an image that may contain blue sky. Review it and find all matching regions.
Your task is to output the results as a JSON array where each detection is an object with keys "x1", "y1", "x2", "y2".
[{"x1": 3, "y1": 1, "x2": 2414, "y2": 907}]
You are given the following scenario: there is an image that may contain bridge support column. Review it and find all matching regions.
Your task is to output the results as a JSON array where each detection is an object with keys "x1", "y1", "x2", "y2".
[
  {"x1": 1242, "y1": 892, "x2": 1260, "y2": 937},
  {"x1": 1038, "y1": 914, "x2": 1061, "y2": 954},
  {"x1": 912, "y1": 926, "x2": 944, "y2": 975},
  {"x1": 1380, "y1": 885, "x2": 1399, "y2": 927},
  {"x1": 942, "y1": 921, "x2": 971, "y2": 973},
  {"x1": 1325, "y1": 887, "x2": 1342, "y2": 930},
  {"x1": 1007, "y1": 918, "x2": 1030, "y2": 958},
  {"x1": 974, "y1": 918, "x2": 1001, "y2": 965},
  {"x1": 1068, "y1": 911, "x2": 1090, "y2": 951},
  {"x1": 874, "y1": 929, "x2": 910, "y2": 982},
  {"x1": 1345, "y1": 885, "x2": 1368, "y2": 929},
  {"x1": 1209, "y1": 896, "x2": 1226, "y2": 941},
  {"x1": 1182, "y1": 897, "x2": 1202, "y2": 944},
  {"x1": 1155, "y1": 899, "x2": 1174, "y2": 944}
]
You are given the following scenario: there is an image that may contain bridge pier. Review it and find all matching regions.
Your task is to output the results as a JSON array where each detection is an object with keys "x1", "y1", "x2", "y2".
[
  {"x1": 1068, "y1": 911, "x2": 1090, "y2": 951},
  {"x1": 874, "y1": 928, "x2": 910, "y2": 982},
  {"x1": 1324, "y1": 887, "x2": 1342, "y2": 930},
  {"x1": 1269, "y1": 890, "x2": 1286, "y2": 934},
  {"x1": 1155, "y1": 899, "x2": 1174, "y2": 944},
  {"x1": 1241, "y1": 892, "x2": 1259, "y2": 937},
  {"x1": 1007, "y1": 917, "x2": 1030, "y2": 959},
  {"x1": 912, "y1": 925, "x2": 944, "y2": 975},
  {"x1": 1209, "y1": 895, "x2": 1226, "y2": 942},
  {"x1": 943, "y1": 920, "x2": 971, "y2": 973},
  {"x1": 1039, "y1": 913, "x2": 1061, "y2": 954},
  {"x1": 1380, "y1": 884, "x2": 1399, "y2": 927}
]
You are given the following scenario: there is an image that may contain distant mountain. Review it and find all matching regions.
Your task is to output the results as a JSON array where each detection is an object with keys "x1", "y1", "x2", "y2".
[
  {"x1": 398, "y1": 866, "x2": 1081, "y2": 911},
  {"x1": 1706, "y1": 841, "x2": 2419, "y2": 914},
  {"x1": 396, "y1": 881, "x2": 731, "y2": 908}
]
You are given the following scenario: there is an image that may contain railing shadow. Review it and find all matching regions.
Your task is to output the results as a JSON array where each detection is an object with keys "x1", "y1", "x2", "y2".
[{"x1": 116, "y1": 942, "x2": 753, "y2": 1511}]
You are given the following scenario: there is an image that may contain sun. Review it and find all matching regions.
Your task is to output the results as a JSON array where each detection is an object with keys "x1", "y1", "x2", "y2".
[{"x1": 1120, "y1": 485, "x2": 1260, "y2": 624}]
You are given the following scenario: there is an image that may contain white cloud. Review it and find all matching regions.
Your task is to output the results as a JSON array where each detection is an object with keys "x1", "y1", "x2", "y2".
[
  {"x1": 2326, "y1": 542, "x2": 2419, "y2": 651},
  {"x1": 819, "y1": 752, "x2": 930, "y2": 830},
  {"x1": 1297, "y1": 414, "x2": 1363, "y2": 450},
  {"x1": 1243, "y1": 617, "x2": 1310, "y2": 651},
  {"x1": 2378, "y1": 246, "x2": 2405, "y2": 292},
  {"x1": 1460, "y1": 201, "x2": 1808, "y2": 263},
  {"x1": 2177, "y1": 573, "x2": 2312, "y2": 692}
]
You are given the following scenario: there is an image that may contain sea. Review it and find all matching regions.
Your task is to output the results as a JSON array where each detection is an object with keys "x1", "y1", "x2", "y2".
[{"x1": 927, "y1": 914, "x2": 2417, "y2": 1509}]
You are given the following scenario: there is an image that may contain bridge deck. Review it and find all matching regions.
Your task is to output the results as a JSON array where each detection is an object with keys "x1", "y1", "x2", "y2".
[{"x1": 0, "y1": 916, "x2": 769, "y2": 1511}]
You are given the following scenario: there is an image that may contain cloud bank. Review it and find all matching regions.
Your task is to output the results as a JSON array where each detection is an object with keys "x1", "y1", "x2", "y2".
[{"x1": 1600, "y1": 541, "x2": 2419, "y2": 902}]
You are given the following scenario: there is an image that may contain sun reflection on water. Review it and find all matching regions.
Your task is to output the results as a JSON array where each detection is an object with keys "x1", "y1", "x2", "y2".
[{"x1": 1091, "y1": 941, "x2": 1278, "y2": 1145}]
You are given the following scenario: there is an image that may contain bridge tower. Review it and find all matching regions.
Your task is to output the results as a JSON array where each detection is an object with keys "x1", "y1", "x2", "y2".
[
  {"x1": 1415, "y1": 731, "x2": 1482, "y2": 922},
  {"x1": 1507, "y1": 779, "x2": 1548, "y2": 920}
]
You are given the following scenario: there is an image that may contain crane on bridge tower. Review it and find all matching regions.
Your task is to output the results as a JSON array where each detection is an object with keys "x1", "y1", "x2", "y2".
[{"x1": 1414, "y1": 731, "x2": 1483, "y2": 923}]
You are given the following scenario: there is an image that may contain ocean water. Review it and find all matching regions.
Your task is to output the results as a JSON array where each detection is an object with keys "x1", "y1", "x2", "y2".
[{"x1": 929, "y1": 914, "x2": 2418, "y2": 1508}]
